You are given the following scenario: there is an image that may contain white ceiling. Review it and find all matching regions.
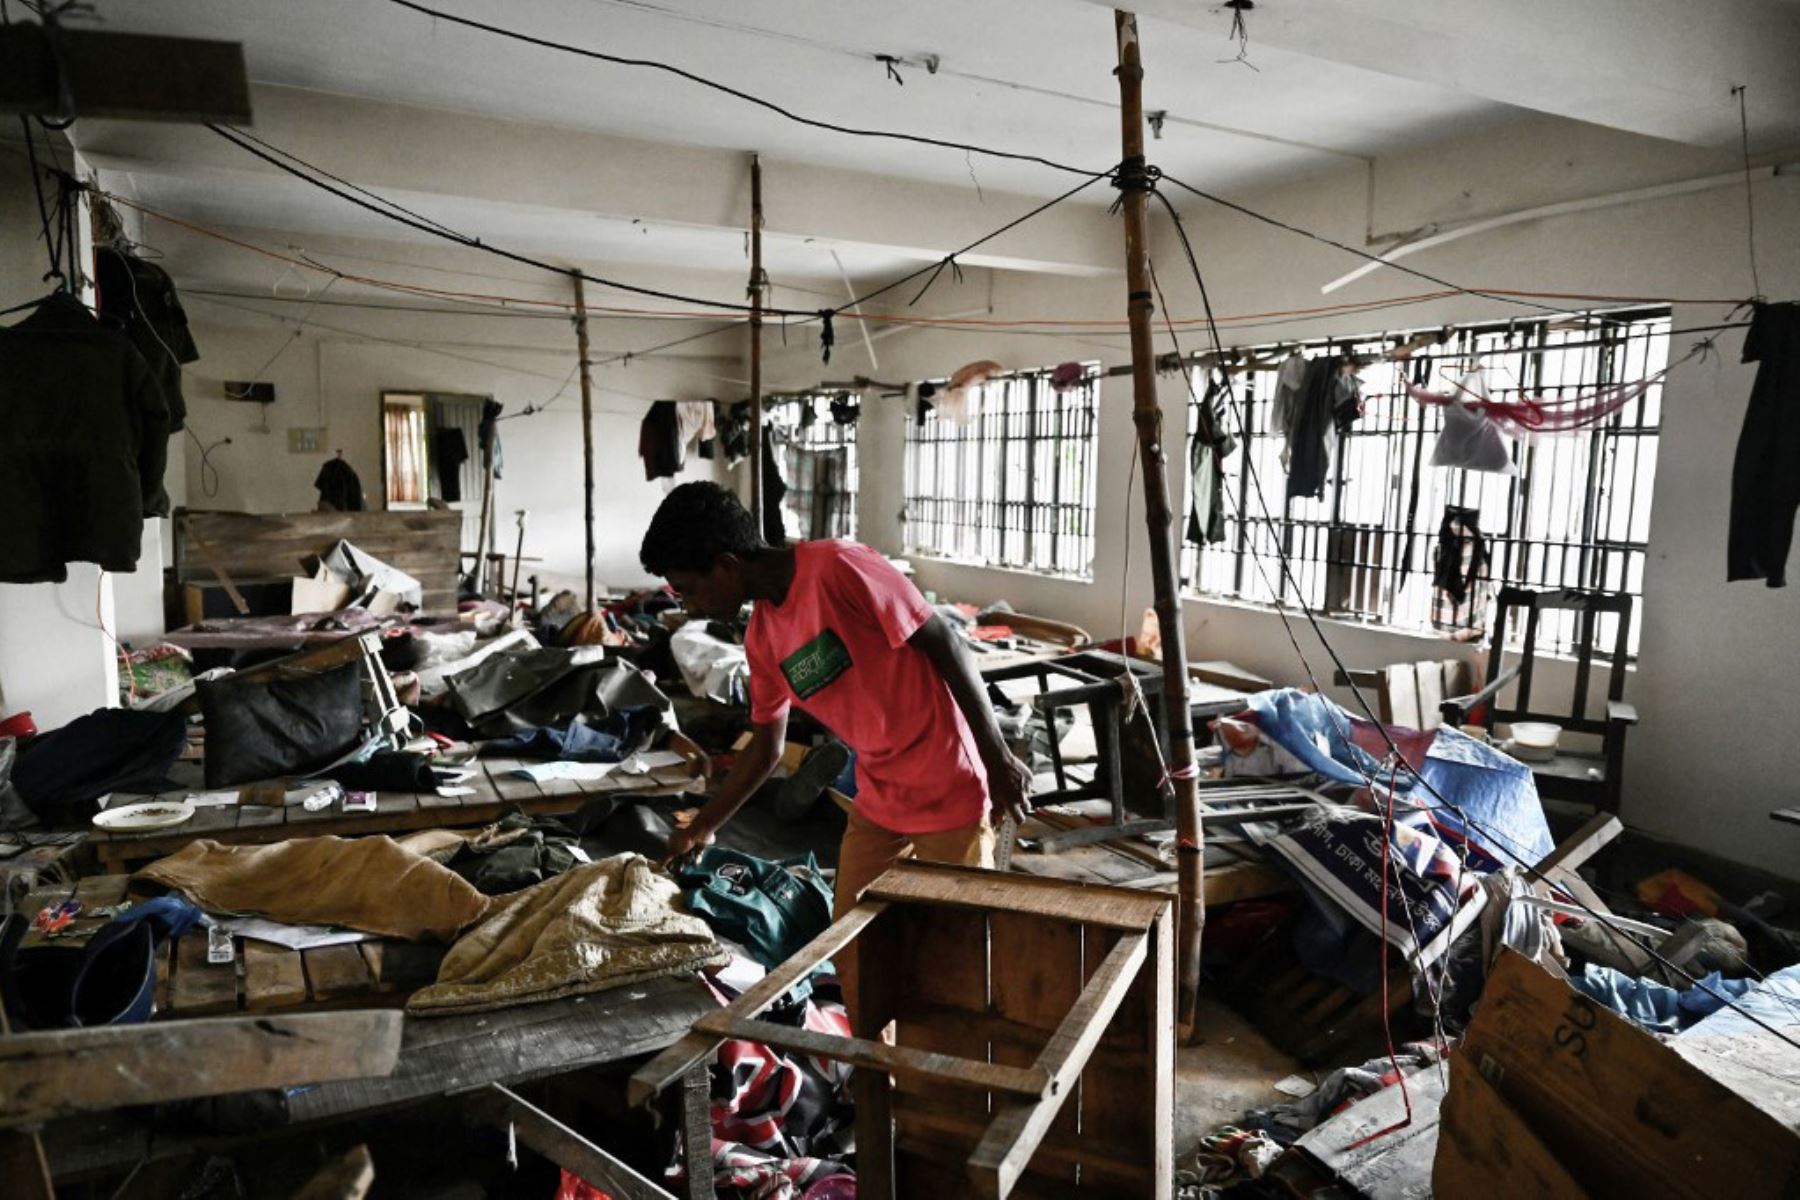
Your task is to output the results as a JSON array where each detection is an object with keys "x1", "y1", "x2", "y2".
[
  {"x1": 64, "y1": 0, "x2": 1800, "y2": 291},
  {"x1": 86, "y1": 0, "x2": 1506, "y2": 199}
]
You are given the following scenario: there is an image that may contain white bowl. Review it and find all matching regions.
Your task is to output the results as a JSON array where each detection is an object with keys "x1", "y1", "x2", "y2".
[{"x1": 1509, "y1": 721, "x2": 1562, "y2": 762}]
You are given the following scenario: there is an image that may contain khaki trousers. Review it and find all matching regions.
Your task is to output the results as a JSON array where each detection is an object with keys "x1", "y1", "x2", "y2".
[{"x1": 832, "y1": 805, "x2": 993, "y2": 1026}]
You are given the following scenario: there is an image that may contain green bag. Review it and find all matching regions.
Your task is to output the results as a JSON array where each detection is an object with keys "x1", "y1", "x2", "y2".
[{"x1": 677, "y1": 847, "x2": 833, "y2": 970}]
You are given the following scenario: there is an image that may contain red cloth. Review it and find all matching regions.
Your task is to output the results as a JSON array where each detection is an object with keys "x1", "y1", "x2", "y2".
[{"x1": 745, "y1": 540, "x2": 987, "y2": 835}]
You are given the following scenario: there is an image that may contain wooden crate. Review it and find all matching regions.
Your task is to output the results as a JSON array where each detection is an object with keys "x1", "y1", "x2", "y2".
[{"x1": 632, "y1": 862, "x2": 1174, "y2": 1198}]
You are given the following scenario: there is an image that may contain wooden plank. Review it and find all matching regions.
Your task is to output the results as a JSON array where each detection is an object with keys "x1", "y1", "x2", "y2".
[
  {"x1": 1535, "y1": 813, "x2": 1623, "y2": 873},
  {"x1": 152, "y1": 938, "x2": 172, "y2": 1015},
  {"x1": 693, "y1": 1014, "x2": 1051, "y2": 1099},
  {"x1": 1416, "y1": 661, "x2": 1447, "y2": 732},
  {"x1": 629, "y1": 902, "x2": 890, "y2": 1106},
  {"x1": 1387, "y1": 662, "x2": 1422, "y2": 731},
  {"x1": 296, "y1": 974, "x2": 714, "y2": 1125},
  {"x1": 987, "y1": 911, "x2": 1082, "y2": 1188},
  {"x1": 1434, "y1": 1050, "x2": 1590, "y2": 1199},
  {"x1": 855, "y1": 897, "x2": 903, "y2": 1200},
  {"x1": 480, "y1": 757, "x2": 546, "y2": 805},
  {"x1": 895, "y1": 909, "x2": 991, "y2": 1121},
  {"x1": 233, "y1": 803, "x2": 287, "y2": 830},
  {"x1": 894, "y1": 1108, "x2": 1152, "y2": 1192},
  {"x1": 242, "y1": 941, "x2": 308, "y2": 1011},
  {"x1": 1460, "y1": 950, "x2": 1800, "y2": 1199},
  {"x1": 292, "y1": 1144, "x2": 376, "y2": 1200},
  {"x1": 467, "y1": 1085, "x2": 676, "y2": 1200},
  {"x1": 864, "y1": 862, "x2": 1171, "y2": 931},
  {"x1": 170, "y1": 932, "x2": 239, "y2": 1016},
  {"x1": 0, "y1": 1011, "x2": 402, "y2": 1125},
  {"x1": 303, "y1": 943, "x2": 376, "y2": 1001},
  {"x1": 969, "y1": 931, "x2": 1149, "y2": 1198}
]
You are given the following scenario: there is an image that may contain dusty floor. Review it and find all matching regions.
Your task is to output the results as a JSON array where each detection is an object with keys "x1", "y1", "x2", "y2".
[{"x1": 1173, "y1": 993, "x2": 1302, "y2": 1158}]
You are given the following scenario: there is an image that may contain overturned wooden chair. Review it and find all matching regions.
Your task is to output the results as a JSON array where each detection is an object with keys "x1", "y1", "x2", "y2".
[
  {"x1": 1440, "y1": 587, "x2": 1639, "y2": 813},
  {"x1": 632, "y1": 862, "x2": 1174, "y2": 1198}
]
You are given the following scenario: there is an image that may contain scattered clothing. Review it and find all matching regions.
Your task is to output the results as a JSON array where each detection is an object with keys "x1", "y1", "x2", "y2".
[
  {"x1": 11, "y1": 708, "x2": 187, "y2": 828},
  {"x1": 677, "y1": 847, "x2": 834, "y2": 971},
  {"x1": 407, "y1": 853, "x2": 726, "y2": 1015},
  {"x1": 1679, "y1": 964, "x2": 1800, "y2": 1039},
  {"x1": 313, "y1": 456, "x2": 366, "y2": 512},
  {"x1": 670, "y1": 621, "x2": 752, "y2": 706},
  {"x1": 432, "y1": 426, "x2": 468, "y2": 501},
  {"x1": 135, "y1": 835, "x2": 491, "y2": 942},
  {"x1": 1432, "y1": 505, "x2": 1491, "y2": 630},
  {"x1": 745, "y1": 540, "x2": 988, "y2": 836},
  {"x1": 1187, "y1": 376, "x2": 1237, "y2": 547},
  {"x1": 478, "y1": 399, "x2": 504, "y2": 479},
  {"x1": 1285, "y1": 356, "x2": 1354, "y2": 500},
  {"x1": 1270, "y1": 352, "x2": 1308, "y2": 462},
  {"x1": 640, "y1": 400, "x2": 685, "y2": 480},
  {"x1": 447, "y1": 649, "x2": 671, "y2": 740},
  {"x1": 1729, "y1": 301, "x2": 1800, "y2": 586},
  {"x1": 677, "y1": 399, "x2": 715, "y2": 450},
  {"x1": 324, "y1": 750, "x2": 448, "y2": 793},
  {"x1": 95, "y1": 246, "x2": 200, "y2": 431},
  {"x1": 762, "y1": 435, "x2": 789, "y2": 545},
  {"x1": 1571, "y1": 963, "x2": 1754, "y2": 1034},
  {"x1": 0, "y1": 292, "x2": 171, "y2": 582},
  {"x1": 481, "y1": 712, "x2": 661, "y2": 764},
  {"x1": 423, "y1": 812, "x2": 586, "y2": 896}
]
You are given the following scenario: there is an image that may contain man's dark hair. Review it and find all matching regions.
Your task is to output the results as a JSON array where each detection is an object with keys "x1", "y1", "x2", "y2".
[{"x1": 639, "y1": 481, "x2": 764, "y2": 576}]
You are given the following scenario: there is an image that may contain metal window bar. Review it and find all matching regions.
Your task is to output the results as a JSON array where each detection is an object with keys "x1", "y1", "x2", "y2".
[
  {"x1": 771, "y1": 395, "x2": 859, "y2": 540},
  {"x1": 1181, "y1": 308, "x2": 1670, "y2": 657},
  {"x1": 904, "y1": 367, "x2": 1099, "y2": 578}
]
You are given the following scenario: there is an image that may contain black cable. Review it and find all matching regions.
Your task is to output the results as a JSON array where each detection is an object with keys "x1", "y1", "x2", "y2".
[
  {"x1": 1732, "y1": 86, "x2": 1763, "y2": 300},
  {"x1": 216, "y1": 124, "x2": 469, "y2": 242},
  {"x1": 1158, "y1": 171, "x2": 1641, "y2": 326},
  {"x1": 1151, "y1": 185, "x2": 1800, "y2": 1051},
  {"x1": 381, "y1": 0, "x2": 1102, "y2": 179},
  {"x1": 206, "y1": 123, "x2": 803, "y2": 318},
  {"x1": 840, "y1": 171, "x2": 1111, "y2": 313},
  {"x1": 184, "y1": 427, "x2": 228, "y2": 499}
]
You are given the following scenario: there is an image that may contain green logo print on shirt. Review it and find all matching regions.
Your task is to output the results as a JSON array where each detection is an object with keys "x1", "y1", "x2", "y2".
[{"x1": 781, "y1": 628, "x2": 853, "y2": 699}]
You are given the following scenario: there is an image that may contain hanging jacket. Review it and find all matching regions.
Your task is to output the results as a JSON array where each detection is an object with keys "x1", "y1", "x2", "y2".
[
  {"x1": 94, "y1": 247, "x2": 200, "y2": 432},
  {"x1": 0, "y1": 294, "x2": 170, "y2": 583}
]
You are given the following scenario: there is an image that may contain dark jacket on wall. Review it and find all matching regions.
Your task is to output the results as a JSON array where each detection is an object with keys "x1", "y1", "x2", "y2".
[{"x1": 0, "y1": 294, "x2": 170, "y2": 583}]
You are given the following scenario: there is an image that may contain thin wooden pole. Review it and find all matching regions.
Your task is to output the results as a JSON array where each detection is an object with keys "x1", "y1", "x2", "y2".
[
  {"x1": 748, "y1": 152, "x2": 766, "y2": 538},
  {"x1": 1113, "y1": 9, "x2": 1204, "y2": 1039},
  {"x1": 572, "y1": 271, "x2": 597, "y2": 610}
]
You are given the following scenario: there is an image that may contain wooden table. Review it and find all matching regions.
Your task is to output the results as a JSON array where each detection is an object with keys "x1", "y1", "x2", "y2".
[
  {"x1": 89, "y1": 749, "x2": 705, "y2": 874},
  {"x1": 18, "y1": 876, "x2": 720, "y2": 1199}
]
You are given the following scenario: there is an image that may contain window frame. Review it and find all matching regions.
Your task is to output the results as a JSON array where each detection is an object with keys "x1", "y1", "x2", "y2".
[
  {"x1": 1181, "y1": 308, "x2": 1671, "y2": 658},
  {"x1": 903, "y1": 366, "x2": 1100, "y2": 579}
]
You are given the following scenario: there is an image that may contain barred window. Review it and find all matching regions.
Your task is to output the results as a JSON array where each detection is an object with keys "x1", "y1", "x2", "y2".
[
  {"x1": 1184, "y1": 309, "x2": 1670, "y2": 656},
  {"x1": 904, "y1": 367, "x2": 1100, "y2": 578},
  {"x1": 770, "y1": 395, "x2": 858, "y2": 541}
]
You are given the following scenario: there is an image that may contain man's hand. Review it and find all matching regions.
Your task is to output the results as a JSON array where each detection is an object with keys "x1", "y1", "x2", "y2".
[
  {"x1": 661, "y1": 822, "x2": 716, "y2": 870},
  {"x1": 983, "y1": 747, "x2": 1035, "y2": 827}
]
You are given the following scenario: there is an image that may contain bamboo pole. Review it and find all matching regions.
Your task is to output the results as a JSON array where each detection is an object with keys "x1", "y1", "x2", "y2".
[
  {"x1": 572, "y1": 272, "x2": 597, "y2": 610},
  {"x1": 748, "y1": 153, "x2": 766, "y2": 538},
  {"x1": 1113, "y1": 9, "x2": 1204, "y2": 1039}
]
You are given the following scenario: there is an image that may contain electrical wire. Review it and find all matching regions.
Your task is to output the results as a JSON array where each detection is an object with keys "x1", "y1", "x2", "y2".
[
  {"x1": 380, "y1": 0, "x2": 1103, "y2": 178},
  {"x1": 1149, "y1": 184, "x2": 1800, "y2": 1054},
  {"x1": 1159, "y1": 171, "x2": 1670, "y2": 328},
  {"x1": 1732, "y1": 85, "x2": 1764, "y2": 300}
]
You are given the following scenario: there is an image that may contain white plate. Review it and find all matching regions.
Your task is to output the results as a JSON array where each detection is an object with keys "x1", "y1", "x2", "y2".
[{"x1": 93, "y1": 799, "x2": 196, "y2": 831}]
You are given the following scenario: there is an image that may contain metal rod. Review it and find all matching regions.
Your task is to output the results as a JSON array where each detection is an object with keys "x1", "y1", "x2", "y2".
[
  {"x1": 1113, "y1": 9, "x2": 1204, "y2": 1041},
  {"x1": 572, "y1": 271, "x2": 597, "y2": 610},
  {"x1": 749, "y1": 153, "x2": 766, "y2": 538}
]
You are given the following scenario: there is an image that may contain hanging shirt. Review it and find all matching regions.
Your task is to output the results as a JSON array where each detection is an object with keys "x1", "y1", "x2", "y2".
[
  {"x1": 95, "y1": 247, "x2": 200, "y2": 432},
  {"x1": 0, "y1": 294, "x2": 170, "y2": 583},
  {"x1": 744, "y1": 540, "x2": 988, "y2": 835},
  {"x1": 433, "y1": 427, "x2": 468, "y2": 501},
  {"x1": 1729, "y1": 301, "x2": 1800, "y2": 587}
]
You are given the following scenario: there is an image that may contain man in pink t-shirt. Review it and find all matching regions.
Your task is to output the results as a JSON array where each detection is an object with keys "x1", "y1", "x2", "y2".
[{"x1": 639, "y1": 484, "x2": 1031, "y2": 934}]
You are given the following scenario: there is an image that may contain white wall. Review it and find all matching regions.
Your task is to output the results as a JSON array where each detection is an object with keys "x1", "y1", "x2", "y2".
[
  {"x1": 156, "y1": 227, "x2": 748, "y2": 591},
  {"x1": 766, "y1": 113, "x2": 1800, "y2": 878},
  {"x1": 0, "y1": 139, "x2": 126, "y2": 731}
]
